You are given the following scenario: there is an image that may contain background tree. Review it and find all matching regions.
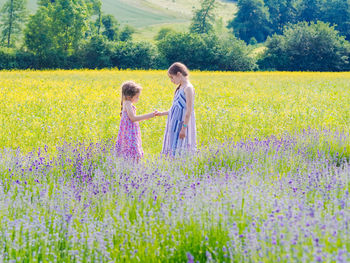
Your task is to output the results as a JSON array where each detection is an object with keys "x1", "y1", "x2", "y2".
[
  {"x1": 119, "y1": 25, "x2": 135, "y2": 42},
  {"x1": 78, "y1": 0, "x2": 101, "y2": 37},
  {"x1": 49, "y1": 0, "x2": 88, "y2": 53},
  {"x1": 215, "y1": 35, "x2": 256, "y2": 70},
  {"x1": 295, "y1": 0, "x2": 322, "y2": 23},
  {"x1": 154, "y1": 27, "x2": 176, "y2": 41},
  {"x1": 157, "y1": 32, "x2": 209, "y2": 69},
  {"x1": 256, "y1": 34, "x2": 288, "y2": 70},
  {"x1": 264, "y1": 0, "x2": 297, "y2": 34},
  {"x1": 101, "y1": 14, "x2": 120, "y2": 41},
  {"x1": 190, "y1": 0, "x2": 217, "y2": 34},
  {"x1": 24, "y1": 7, "x2": 53, "y2": 57},
  {"x1": 25, "y1": 0, "x2": 89, "y2": 56},
  {"x1": 157, "y1": 31, "x2": 256, "y2": 70},
  {"x1": 111, "y1": 41, "x2": 157, "y2": 69},
  {"x1": 77, "y1": 35, "x2": 113, "y2": 68},
  {"x1": 228, "y1": 0, "x2": 272, "y2": 43},
  {"x1": 259, "y1": 21, "x2": 350, "y2": 71},
  {"x1": 93, "y1": 0, "x2": 102, "y2": 35},
  {"x1": 0, "y1": 0, "x2": 27, "y2": 47},
  {"x1": 320, "y1": 0, "x2": 350, "y2": 40},
  {"x1": 24, "y1": 0, "x2": 90, "y2": 67}
]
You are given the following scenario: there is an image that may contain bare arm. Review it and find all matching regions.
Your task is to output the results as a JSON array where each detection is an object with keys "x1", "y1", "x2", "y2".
[
  {"x1": 124, "y1": 102, "x2": 156, "y2": 122},
  {"x1": 158, "y1": 111, "x2": 169, "y2": 116},
  {"x1": 183, "y1": 86, "x2": 194, "y2": 126},
  {"x1": 179, "y1": 86, "x2": 194, "y2": 139}
]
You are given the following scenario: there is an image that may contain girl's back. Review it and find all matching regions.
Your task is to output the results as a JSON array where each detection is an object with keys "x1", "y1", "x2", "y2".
[{"x1": 116, "y1": 102, "x2": 143, "y2": 160}]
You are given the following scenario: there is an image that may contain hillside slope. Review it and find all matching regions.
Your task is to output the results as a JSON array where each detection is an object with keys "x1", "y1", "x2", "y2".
[
  {"x1": 0, "y1": 0, "x2": 237, "y2": 40},
  {"x1": 110, "y1": 0, "x2": 236, "y2": 41}
]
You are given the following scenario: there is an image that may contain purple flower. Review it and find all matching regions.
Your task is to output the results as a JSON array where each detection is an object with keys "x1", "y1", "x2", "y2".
[
  {"x1": 186, "y1": 252, "x2": 194, "y2": 263},
  {"x1": 65, "y1": 214, "x2": 73, "y2": 223},
  {"x1": 206, "y1": 251, "x2": 212, "y2": 261},
  {"x1": 316, "y1": 255, "x2": 322, "y2": 262}
]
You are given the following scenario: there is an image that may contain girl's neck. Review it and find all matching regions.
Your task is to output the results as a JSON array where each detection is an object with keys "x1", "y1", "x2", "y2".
[{"x1": 179, "y1": 78, "x2": 189, "y2": 88}]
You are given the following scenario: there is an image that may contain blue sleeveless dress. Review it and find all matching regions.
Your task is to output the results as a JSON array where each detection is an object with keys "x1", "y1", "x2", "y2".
[{"x1": 162, "y1": 87, "x2": 196, "y2": 156}]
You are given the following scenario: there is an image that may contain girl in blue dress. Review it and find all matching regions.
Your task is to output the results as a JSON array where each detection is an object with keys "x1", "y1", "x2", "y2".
[{"x1": 157, "y1": 62, "x2": 197, "y2": 156}]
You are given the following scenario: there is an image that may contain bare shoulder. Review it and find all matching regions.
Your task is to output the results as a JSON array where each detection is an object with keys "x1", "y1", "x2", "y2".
[
  {"x1": 123, "y1": 100, "x2": 132, "y2": 106},
  {"x1": 184, "y1": 83, "x2": 195, "y2": 94},
  {"x1": 123, "y1": 100, "x2": 133, "y2": 110}
]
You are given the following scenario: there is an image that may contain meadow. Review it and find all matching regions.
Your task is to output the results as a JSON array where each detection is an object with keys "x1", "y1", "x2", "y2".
[
  {"x1": 0, "y1": 0, "x2": 236, "y2": 41},
  {"x1": 0, "y1": 70, "x2": 349, "y2": 156},
  {"x1": 0, "y1": 70, "x2": 349, "y2": 262}
]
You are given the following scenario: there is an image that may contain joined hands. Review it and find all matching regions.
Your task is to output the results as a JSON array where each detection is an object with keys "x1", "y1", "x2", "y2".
[{"x1": 154, "y1": 111, "x2": 163, "y2": 117}]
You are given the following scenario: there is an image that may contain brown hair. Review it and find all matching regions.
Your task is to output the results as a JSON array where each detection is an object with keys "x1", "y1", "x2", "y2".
[
  {"x1": 120, "y1": 81, "x2": 142, "y2": 115},
  {"x1": 168, "y1": 62, "x2": 189, "y2": 94},
  {"x1": 168, "y1": 62, "x2": 189, "y2": 77}
]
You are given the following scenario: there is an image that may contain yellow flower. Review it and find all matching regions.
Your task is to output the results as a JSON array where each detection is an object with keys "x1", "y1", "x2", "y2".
[{"x1": 0, "y1": 70, "x2": 349, "y2": 155}]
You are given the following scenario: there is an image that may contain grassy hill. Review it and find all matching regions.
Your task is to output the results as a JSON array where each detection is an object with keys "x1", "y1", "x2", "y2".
[
  {"x1": 0, "y1": 0, "x2": 237, "y2": 41},
  {"x1": 125, "y1": 0, "x2": 237, "y2": 41}
]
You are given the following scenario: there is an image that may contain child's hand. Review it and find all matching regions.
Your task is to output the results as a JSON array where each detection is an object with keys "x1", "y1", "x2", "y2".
[
  {"x1": 179, "y1": 127, "x2": 186, "y2": 139},
  {"x1": 153, "y1": 110, "x2": 159, "y2": 117}
]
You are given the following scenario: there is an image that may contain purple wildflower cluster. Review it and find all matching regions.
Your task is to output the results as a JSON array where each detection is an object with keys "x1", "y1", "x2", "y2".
[{"x1": 0, "y1": 129, "x2": 349, "y2": 262}]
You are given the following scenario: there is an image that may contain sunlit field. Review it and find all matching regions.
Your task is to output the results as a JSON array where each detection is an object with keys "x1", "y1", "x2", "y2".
[
  {"x1": 1, "y1": 70, "x2": 349, "y2": 156},
  {"x1": 0, "y1": 70, "x2": 349, "y2": 262}
]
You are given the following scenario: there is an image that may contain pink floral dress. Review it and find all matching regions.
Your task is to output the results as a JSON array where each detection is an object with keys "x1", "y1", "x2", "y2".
[{"x1": 116, "y1": 105, "x2": 143, "y2": 160}]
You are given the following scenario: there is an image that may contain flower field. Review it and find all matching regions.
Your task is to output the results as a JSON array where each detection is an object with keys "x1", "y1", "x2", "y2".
[
  {"x1": 1, "y1": 70, "x2": 349, "y2": 155},
  {"x1": 0, "y1": 70, "x2": 349, "y2": 262}
]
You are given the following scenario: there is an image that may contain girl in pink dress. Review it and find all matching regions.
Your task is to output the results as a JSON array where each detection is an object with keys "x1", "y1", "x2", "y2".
[{"x1": 116, "y1": 81, "x2": 157, "y2": 161}]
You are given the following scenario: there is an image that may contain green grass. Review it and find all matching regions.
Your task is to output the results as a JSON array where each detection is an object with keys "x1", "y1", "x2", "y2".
[
  {"x1": 115, "y1": 0, "x2": 237, "y2": 40},
  {"x1": 100, "y1": 0, "x2": 186, "y2": 28},
  {"x1": 0, "y1": 0, "x2": 237, "y2": 41},
  {"x1": 1, "y1": 70, "x2": 349, "y2": 156},
  {"x1": 1, "y1": 129, "x2": 349, "y2": 262}
]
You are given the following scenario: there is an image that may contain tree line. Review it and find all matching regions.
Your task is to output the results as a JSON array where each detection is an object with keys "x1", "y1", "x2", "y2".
[
  {"x1": 229, "y1": 0, "x2": 350, "y2": 43},
  {"x1": 0, "y1": 0, "x2": 349, "y2": 71}
]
